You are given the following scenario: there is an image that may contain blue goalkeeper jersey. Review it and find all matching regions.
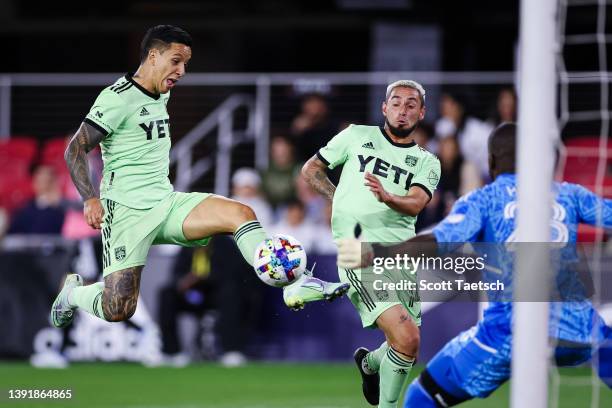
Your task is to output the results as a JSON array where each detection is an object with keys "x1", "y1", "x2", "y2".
[{"x1": 433, "y1": 173, "x2": 612, "y2": 343}]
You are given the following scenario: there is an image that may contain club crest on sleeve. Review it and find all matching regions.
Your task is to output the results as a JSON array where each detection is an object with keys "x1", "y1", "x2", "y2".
[
  {"x1": 405, "y1": 155, "x2": 418, "y2": 166},
  {"x1": 115, "y1": 246, "x2": 126, "y2": 261},
  {"x1": 428, "y1": 170, "x2": 439, "y2": 186}
]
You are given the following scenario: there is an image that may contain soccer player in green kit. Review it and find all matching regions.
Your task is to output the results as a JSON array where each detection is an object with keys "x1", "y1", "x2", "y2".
[
  {"x1": 51, "y1": 25, "x2": 348, "y2": 329},
  {"x1": 303, "y1": 80, "x2": 441, "y2": 407}
]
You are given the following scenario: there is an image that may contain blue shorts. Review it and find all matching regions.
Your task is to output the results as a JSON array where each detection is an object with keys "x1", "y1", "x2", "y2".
[{"x1": 411, "y1": 314, "x2": 611, "y2": 405}]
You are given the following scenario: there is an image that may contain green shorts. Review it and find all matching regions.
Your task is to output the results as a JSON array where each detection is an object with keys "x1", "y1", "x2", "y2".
[
  {"x1": 101, "y1": 192, "x2": 211, "y2": 276},
  {"x1": 338, "y1": 266, "x2": 421, "y2": 329}
]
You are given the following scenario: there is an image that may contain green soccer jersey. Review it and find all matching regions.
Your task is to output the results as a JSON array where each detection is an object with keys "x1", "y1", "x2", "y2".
[
  {"x1": 318, "y1": 124, "x2": 441, "y2": 242},
  {"x1": 84, "y1": 74, "x2": 173, "y2": 209}
]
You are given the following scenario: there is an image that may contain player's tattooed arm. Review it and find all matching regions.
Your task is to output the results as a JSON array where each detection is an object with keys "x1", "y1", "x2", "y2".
[
  {"x1": 102, "y1": 266, "x2": 143, "y2": 322},
  {"x1": 302, "y1": 155, "x2": 336, "y2": 201},
  {"x1": 65, "y1": 122, "x2": 107, "y2": 229},
  {"x1": 64, "y1": 122, "x2": 106, "y2": 201}
]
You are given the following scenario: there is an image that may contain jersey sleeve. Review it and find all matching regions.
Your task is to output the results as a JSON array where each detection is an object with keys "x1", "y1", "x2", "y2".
[
  {"x1": 433, "y1": 189, "x2": 486, "y2": 242},
  {"x1": 316, "y1": 125, "x2": 354, "y2": 169},
  {"x1": 571, "y1": 184, "x2": 612, "y2": 228},
  {"x1": 84, "y1": 89, "x2": 127, "y2": 136},
  {"x1": 410, "y1": 153, "x2": 441, "y2": 199}
]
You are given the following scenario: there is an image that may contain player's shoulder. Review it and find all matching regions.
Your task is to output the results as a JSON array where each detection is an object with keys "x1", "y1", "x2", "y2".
[
  {"x1": 457, "y1": 186, "x2": 486, "y2": 204},
  {"x1": 334, "y1": 124, "x2": 379, "y2": 146},
  {"x1": 96, "y1": 76, "x2": 133, "y2": 105},
  {"x1": 558, "y1": 180, "x2": 585, "y2": 192},
  {"x1": 413, "y1": 143, "x2": 439, "y2": 162},
  {"x1": 557, "y1": 181, "x2": 593, "y2": 199},
  {"x1": 342, "y1": 123, "x2": 378, "y2": 136},
  {"x1": 457, "y1": 180, "x2": 503, "y2": 207}
]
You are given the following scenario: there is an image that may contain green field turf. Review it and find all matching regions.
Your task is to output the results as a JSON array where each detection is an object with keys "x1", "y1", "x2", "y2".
[{"x1": 0, "y1": 362, "x2": 609, "y2": 408}]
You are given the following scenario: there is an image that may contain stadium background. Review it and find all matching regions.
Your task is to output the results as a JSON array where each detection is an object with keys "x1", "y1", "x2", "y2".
[{"x1": 0, "y1": 1, "x2": 611, "y2": 407}]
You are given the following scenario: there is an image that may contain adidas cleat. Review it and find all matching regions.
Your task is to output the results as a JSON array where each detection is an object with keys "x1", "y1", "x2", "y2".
[
  {"x1": 354, "y1": 347, "x2": 380, "y2": 406},
  {"x1": 50, "y1": 274, "x2": 83, "y2": 328},
  {"x1": 283, "y1": 270, "x2": 350, "y2": 311}
]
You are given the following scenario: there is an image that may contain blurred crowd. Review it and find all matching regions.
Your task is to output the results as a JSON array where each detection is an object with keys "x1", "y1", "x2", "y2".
[{"x1": 0, "y1": 86, "x2": 516, "y2": 367}]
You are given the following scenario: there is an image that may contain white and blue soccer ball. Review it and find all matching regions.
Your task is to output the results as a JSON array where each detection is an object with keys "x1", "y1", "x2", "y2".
[{"x1": 253, "y1": 234, "x2": 307, "y2": 287}]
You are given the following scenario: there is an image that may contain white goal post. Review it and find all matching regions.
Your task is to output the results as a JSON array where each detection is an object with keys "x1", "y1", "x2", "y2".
[{"x1": 511, "y1": 0, "x2": 558, "y2": 407}]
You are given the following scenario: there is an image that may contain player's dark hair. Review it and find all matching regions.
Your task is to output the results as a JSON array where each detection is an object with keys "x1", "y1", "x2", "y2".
[
  {"x1": 488, "y1": 122, "x2": 517, "y2": 177},
  {"x1": 140, "y1": 25, "x2": 192, "y2": 62}
]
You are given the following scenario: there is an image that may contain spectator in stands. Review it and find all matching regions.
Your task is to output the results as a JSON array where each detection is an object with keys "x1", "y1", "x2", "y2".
[
  {"x1": 260, "y1": 136, "x2": 301, "y2": 209},
  {"x1": 489, "y1": 87, "x2": 517, "y2": 126},
  {"x1": 231, "y1": 168, "x2": 273, "y2": 228},
  {"x1": 157, "y1": 235, "x2": 264, "y2": 367},
  {"x1": 8, "y1": 164, "x2": 67, "y2": 234},
  {"x1": 435, "y1": 92, "x2": 492, "y2": 183},
  {"x1": 271, "y1": 199, "x2": 317, "y2": 252},
  {"x1": 290, "y1": 94, "x2": 340, "y2": 162},
  {"x1": 210, "y1": 235, "x2": 263, "y2": 367},
  {"x1": 157, "y1": 245, "x2": 214, "y2": 366}
]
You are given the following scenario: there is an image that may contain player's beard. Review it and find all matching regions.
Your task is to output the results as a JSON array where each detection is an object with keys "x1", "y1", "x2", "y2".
[{"x1": 385, "y1": 118, "x2": 419, "y2": 139}]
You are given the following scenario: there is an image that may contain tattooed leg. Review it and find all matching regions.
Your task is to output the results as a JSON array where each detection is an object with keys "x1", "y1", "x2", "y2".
[{"x1": 102, "y1": 266, "x2": 143, "y2": 322}]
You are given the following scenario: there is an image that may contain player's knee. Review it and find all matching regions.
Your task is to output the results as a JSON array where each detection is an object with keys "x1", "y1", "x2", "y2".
[
  {"x1": 231, "y1": 202, "x2": 257, "y2": 226},
  {"x1": 390, "y1": 326, "x2": 420, "y2": 357}
]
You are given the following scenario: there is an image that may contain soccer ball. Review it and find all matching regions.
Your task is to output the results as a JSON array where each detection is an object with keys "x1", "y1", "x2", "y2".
[{"x1": 253, "y1": 234, "x2": 307, "y2": 287}]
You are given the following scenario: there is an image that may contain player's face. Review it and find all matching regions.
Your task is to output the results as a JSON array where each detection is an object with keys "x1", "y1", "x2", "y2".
[
  {"x1": 152, "y1": 43, "x2": 192, "y2": 94},
  {"x1": 382, "y1": 87, "x2": 425, "y2": 138}
]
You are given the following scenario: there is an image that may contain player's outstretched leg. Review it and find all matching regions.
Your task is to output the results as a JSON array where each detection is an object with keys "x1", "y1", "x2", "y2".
[
  {"x1": 282, "y1": 267, "x2": 350, "y2": 311},
  {"x1": 51, "y1": 266, "x2": 143, "y2": 327},
  {"x1": 182, "y1": 195, "x2": 349, "y2": 310}
]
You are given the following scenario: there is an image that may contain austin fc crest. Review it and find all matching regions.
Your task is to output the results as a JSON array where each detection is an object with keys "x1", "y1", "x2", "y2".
[
  {"x1": 375, "y1": 289, "x2": 390, "y2": 301},
  {"x1": 405, "y1": 155, "x2": 418, "y2": 167},
  {"x1": 115, "y1": 246, "x2": 126, "y2": 261}
]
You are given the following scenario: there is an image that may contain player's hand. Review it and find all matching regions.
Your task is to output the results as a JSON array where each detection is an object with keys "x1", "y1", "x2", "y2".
[
  {"x1": 84, "y1": 197, "x2": 104, "y2": 230},
  {"x1": 336, "y1": 238, "x2": 374, "y2": 269},
  {"x1": 364, "y1": 172, "x2": 392, "y2": 203}
]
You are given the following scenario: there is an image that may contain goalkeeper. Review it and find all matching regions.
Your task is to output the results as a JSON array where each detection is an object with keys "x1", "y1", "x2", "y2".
[{"x1": 338, "y1": 122, "x2": 612, "y2": 406}]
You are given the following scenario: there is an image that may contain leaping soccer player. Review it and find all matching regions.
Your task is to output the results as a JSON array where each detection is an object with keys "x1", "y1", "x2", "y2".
[
  {"x1": 302, "y1": 80, "x2": 441, "y2": 407},
  {"x1": 338, "y1": 122, "x2": 612, "y2": 406},
  {"x1": 51, "y1": 25, "x2": 349, "y2": 329}
]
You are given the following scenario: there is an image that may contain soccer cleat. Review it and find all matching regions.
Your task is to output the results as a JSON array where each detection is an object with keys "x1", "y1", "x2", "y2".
[
  {"x1": 283, "y1": 267, "x2": 350, "y2": 311},
  {"x1": 50, "y1": 274, "x2": 83, "y2": 328},
  {"x1": 354, "y1": 347, "x2": 380, "y2": 406}
]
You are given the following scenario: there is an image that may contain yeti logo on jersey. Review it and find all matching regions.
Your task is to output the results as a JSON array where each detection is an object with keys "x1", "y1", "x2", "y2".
[
  {"x1": 139, "y1": 119, "x2": 170, "y2": 140},
  {"x1": 428, "y1": 170, "x2": 439, "y2": 186},
  {"x1": 405, "y1": 155, "x2": 418, "y2": 167},
  {"x1": 358, "y1": 154, "x2": 414, "y2": 190},
  {"x1": 115, "y1": 246, "x2": 126, "y2": 261}
]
